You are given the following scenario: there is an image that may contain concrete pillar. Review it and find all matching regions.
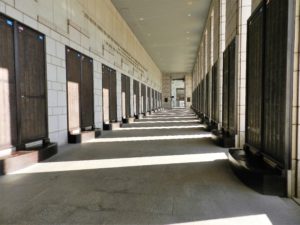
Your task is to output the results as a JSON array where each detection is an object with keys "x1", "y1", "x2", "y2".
[
  {"x1": 296, "y1": 0, "x2": 300, "y2": 200},
  {"x1": 130, "y1": 77, "x2": 134, "y2": 117},
  {"x1": 185, "y1": 74, "x2": 192, "y2": 108},
  {"x1": 218, "y1": 0, "x2": 226, "y2": 126},
  {"x1": 225, "y1": 0, "x2": 251, "y2": 147},
  {"x1": 46, "y1": 43, "x2": 68, "y2": 145},
  {"x1": 94, "y1": 61, "x2": 103, "y2": 130},
  {"x1": 116, "y1": 71, "x2": 122, "y2": 122},
  {"x1": 139, "y1": 82, "x2": 142, "y2": 114},
  {"x1": 290, "y1": 0, "x2": 300, "y2": 199},
  {"x1": 146, "y1": 85, "x2": 149, "y2": 112},
  {"x1": 146, "y1": 86, "x2": 151, "y2": 112},
  {"x1": 162, "y1": 75, "x2": 171, "y2": 109}
]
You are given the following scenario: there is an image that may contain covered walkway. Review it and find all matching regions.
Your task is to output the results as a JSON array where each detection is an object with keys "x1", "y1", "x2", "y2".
[{"x1": 0, "y1": 109, "x2": 299, "y2": 225}]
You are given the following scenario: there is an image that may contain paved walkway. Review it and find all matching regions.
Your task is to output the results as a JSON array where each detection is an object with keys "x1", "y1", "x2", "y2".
[{"x1": 0, "y1": 109, "x2": 299, "y2": 225}]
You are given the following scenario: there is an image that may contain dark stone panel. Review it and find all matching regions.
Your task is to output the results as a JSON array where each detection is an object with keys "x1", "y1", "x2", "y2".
[
  {"x1": 222, "y1": 47, "x2": 229, "y2": 131},
  {"x1": 263, "y1": 0, "x2": 289, "y2": 165},
  {"x1": 228, "y1": 39, "x2": 237, "y2": 135},
  {"x1": 81, "y1": 55, "x2": 94, "y2": 129},
  {"x1": 66, "y1": 48, "x2": 81, "y2": 132},
  {"x1": 211, "y1": 62, "x2": 219, "y2": 122},
  {"x1": 17, "y1": 22, "x2": 47, "y2": 143},
  {"x1": 0, "y1": 14, "x2": 17, "y2": 149},
  {"x1": 246, "y1": 4, "x2": 264, "y2": 150}
]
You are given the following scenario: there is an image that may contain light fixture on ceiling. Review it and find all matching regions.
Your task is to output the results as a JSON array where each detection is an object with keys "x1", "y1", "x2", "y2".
[
  {"x1": 188, "y1": 13, "x2": 191, "y2": 17},
  {"x1": 139, "y1": 17, "x2": 144, "y2": 21},
  {"x1": 186, "y1": 31, "x2": 190, "y2": 34},
  {"x1": 188, "y1": 1, "x2": 193, "y2": 5},
  {"x1": 147, "y1": 33, "x2": 151, "y2": 36}
]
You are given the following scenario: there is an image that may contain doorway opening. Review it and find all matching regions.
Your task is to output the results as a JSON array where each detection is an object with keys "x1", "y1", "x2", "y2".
[{"x1": 171, "y1": 79, "x2": 185, "y2": 108}]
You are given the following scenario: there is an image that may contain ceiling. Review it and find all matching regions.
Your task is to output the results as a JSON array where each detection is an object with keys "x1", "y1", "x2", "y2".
[{"x1": 111, "y1": 0, "x2": 211, "y2": 74}]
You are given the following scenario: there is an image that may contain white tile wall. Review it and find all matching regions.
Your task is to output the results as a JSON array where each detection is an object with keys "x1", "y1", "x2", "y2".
[
  {"x1": 236, "y1": 1, "x2": 251, "y2": 147},
  {"x1": 1, "y1": 0, "x2": 13, "y2": 6},
  {"x1": 191, "y1": 0, "x2": 250, "y2": 146},
  {"x1": 15, "y1": 0, "x2": 38, "y2": 18},
  {"x1": 5, "y1": 4, "x2": 23, "y2": 21},
  {"x1": 23, "y1": 14, "x2": 37, "y2": 29},
  {"x1": 0, "y1": 0, "x2": 161, "y2": 146},
  {"x1": 0, "y1": 1, "x2": 5, "y2": 13},
  {"x1": 218, "y1": 0, "x2": 226, "y2": 124},
  {"x1": 191, "y1": 0, "x2": 225, "y2": 125}
]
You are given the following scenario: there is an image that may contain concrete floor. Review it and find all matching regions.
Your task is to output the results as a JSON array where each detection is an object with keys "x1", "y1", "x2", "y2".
[{"x1": 0, "y1": 109, "x2": 300, "y2": 225}]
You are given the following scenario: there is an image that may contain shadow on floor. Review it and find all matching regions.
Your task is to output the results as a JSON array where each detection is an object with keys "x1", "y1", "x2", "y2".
[{"x1": 0, "y1": 109, "x2": 299, "y2": 225}]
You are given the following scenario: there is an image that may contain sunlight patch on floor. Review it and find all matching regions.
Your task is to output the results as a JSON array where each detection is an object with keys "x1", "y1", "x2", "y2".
[
  {"x1": 86, "y1": 134, "x2": 212, "y2": 143},
  {"x1": 170, "y1": 214, "x2": 273, "y2": 225},
  {"x1": 116, "y1": 125, "x2": 205, "y2": 130},
  {"x1": 141, "y1": 116, "x2": 197, "y2": 120},
  {"x1": 134, "y1": 120, "x2": 200, "y2": 123},
  {"x1": 10, "y1": 152, "x2": 227, "y2": 174}
]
